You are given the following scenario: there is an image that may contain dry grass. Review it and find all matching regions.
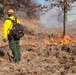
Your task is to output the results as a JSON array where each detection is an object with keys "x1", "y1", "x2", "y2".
[{"x1": 0, "y1": 17, "x2": 76, "y2": 75}]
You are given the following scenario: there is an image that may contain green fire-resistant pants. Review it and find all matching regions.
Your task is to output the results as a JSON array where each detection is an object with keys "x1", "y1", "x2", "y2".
[{"x1": 9, "y1": 39, "x2": 21, "y2": 61}]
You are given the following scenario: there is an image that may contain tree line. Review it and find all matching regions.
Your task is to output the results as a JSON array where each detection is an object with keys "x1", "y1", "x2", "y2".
[{"x1": 0, "y1": 0, "x2": 43, "y2": 19}]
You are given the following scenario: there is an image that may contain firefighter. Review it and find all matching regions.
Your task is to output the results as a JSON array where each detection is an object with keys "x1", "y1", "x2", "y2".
[{"x1": 2, "y1": 9, "x2": 21, "y2": 62}]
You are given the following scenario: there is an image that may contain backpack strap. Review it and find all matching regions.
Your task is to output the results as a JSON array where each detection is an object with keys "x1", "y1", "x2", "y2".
[{"x1": 7, "y1": 18, "x2": 17, "y2": 23}]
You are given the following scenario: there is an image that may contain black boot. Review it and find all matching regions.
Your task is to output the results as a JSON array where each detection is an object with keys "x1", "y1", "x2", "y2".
[
  {"x1": 14, "y1": 59, "x2": 19, "y2": 63},
  {"x1": 18, "y1": 58, "x2": 21, "y2": 61}
]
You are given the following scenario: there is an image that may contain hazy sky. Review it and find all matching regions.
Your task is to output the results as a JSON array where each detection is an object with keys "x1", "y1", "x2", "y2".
[
  {"x1": 37, "y1": 0, "x2": 45, "y2": 4},
  {"x1": 37, "y1": 0, "x2": 76, "y2": 21}
]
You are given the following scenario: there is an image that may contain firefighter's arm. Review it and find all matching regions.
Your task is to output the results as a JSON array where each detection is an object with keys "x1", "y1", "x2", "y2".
[{"x1": 2, "y1": 20, "x2": 11, "y2": 40}]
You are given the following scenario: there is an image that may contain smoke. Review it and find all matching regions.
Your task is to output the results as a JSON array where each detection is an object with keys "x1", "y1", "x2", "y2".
[{"x1": 39, "y1": 6, "x2": 63, "y2": 29}]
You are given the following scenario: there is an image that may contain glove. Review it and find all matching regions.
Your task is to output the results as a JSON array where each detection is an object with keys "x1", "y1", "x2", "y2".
[{"x1": 3, "y1": 39, "x2": 6, "y2": 42}]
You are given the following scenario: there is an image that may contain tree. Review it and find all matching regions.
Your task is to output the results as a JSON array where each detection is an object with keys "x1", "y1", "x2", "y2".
[
  {"x1": 0, "y1": 0, "x2": 40, "y2": 19},
  {"x1": 43, "y1": 0, "x2": 76, "y2": 36}
]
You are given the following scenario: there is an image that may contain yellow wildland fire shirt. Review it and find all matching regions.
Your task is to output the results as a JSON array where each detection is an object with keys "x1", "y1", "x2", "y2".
[{"x1": 2, "y1": 16, "x2": 20, "y2": 39}]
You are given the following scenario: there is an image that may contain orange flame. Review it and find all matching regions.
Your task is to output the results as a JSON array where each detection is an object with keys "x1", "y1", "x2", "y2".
[
  {"x1": 33, "y1": 19, "x2": 39, "y2": 26},
  {"x1": 43, "y1": 34, "x2": 76, "y2": 46},
  {"x1": 20, "y1": 34, "x2": 76, "y2": 47}
]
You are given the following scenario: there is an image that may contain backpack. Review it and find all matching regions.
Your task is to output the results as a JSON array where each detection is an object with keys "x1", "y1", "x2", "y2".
[{"x1": 8, "y1": 18, "x2": 24, "y2": 38}]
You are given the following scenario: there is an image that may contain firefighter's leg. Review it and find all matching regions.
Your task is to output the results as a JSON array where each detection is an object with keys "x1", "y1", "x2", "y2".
[
  {"x1": 9, "y1": 39, "x2": 19, "y2": 61},
  {"x1": 15, "y1": 40, "x2": 21, "y2": 61}
]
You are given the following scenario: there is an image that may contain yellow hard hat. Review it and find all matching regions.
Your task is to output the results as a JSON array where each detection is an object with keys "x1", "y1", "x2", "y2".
[{"x1": 7, "y1": 9, "x2": 14, "y2": 14}]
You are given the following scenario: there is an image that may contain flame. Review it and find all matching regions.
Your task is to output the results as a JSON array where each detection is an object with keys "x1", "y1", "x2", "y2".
[
  {"x1": 71, "y1": 39, "x2": 76, "y2": 44},
  {"x1": 33, "y1": 19, "x2": 39, "y2": 26},
  {"x1": 61, "y1": 35, "x2": 71, "y2": 44},
  {"x1": 20, "y1": 34, "x2": 76, "y2": 47},
  {"x1": 43, "y1": 34, "x2": 76, "y2": 46}
]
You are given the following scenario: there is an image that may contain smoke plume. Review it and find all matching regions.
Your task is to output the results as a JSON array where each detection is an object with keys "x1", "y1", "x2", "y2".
[{"x1": 39, "y1": 6, "x2": 63, "y2": 29}]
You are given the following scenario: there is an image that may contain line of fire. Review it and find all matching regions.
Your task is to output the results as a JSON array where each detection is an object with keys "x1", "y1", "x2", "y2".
[{"x1": 31, "y1": 0, "x2": 76, "y2": 46}]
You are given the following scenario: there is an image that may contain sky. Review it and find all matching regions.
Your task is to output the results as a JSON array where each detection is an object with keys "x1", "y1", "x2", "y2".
[
  {"x1": 37, "y1": 0, "x2": 76, "y2": 21},
  {"x1": 37, "y1": 0, "x2": 46, "y2": 5}
]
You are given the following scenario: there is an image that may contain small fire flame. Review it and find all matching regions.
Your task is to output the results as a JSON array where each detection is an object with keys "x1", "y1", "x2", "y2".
[
  {"x1": 59, "y1": 35, "x2": 71, "y2": 44},
  {"x1": 33, "y1": 19, "x2": 39, "y2": 26},
  {"x1": 43, "y1": 34, "x2": 76, "y2": 45},
  {"x1": 19, "y1": 34, "x2": 76, "y2": 47}
]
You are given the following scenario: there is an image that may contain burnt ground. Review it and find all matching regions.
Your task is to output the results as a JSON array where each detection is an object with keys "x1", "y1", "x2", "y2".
[{"x1": 0, "y1": 18, "x2": 76, "y2": 75}]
